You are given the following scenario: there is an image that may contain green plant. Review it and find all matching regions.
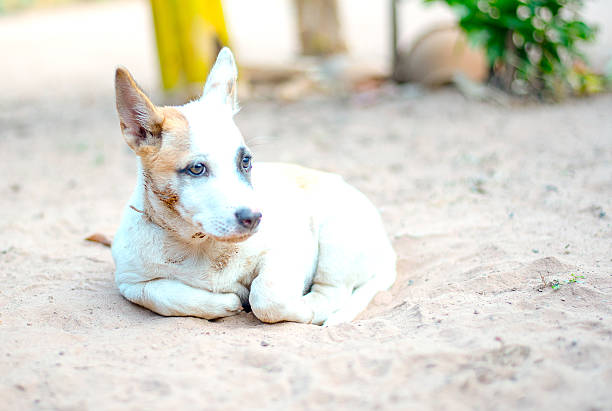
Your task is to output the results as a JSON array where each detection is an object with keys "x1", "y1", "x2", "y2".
[
  {"x1": 550, "y1": 279, "x2": 561, "y2": 290},
  {"x1": 424, "y1": 0, "x2": 600, "y2": 98},
  {"x1": 567, "y1": 273, "x2": 585, "y2": 283},
  {"x1": 540, "y1": 273, "x2": 585, "y2": 291}
]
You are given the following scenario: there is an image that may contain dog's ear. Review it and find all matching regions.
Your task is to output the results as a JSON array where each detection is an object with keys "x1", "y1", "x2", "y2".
[
  {"x1": 201, "y1": 47, "x2": 239, "y2": 114},
  {"x1": 115, "y1": 67, "x2": 164, "y2": 153}
]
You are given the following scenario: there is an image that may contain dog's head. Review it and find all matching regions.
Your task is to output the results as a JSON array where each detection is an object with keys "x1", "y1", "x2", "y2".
[{"x1": 115, "y1": 48, "x2": 261, "y2": 242}]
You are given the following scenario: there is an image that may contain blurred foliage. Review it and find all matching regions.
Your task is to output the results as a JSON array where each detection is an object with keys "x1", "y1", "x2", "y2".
[
  {"x1": 0, "y1": 0, "x2": 100, "y2": 14},
  {"x1": 0, "y1": 0, "x2": 34, "y2": 13},
  {"x1": 425, "y1": 0, "x2": 604, "y2": 99}
]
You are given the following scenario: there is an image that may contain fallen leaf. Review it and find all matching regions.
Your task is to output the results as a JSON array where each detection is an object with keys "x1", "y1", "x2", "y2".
[{"x1": 85, "y1": 233, "x2": 112, "y2": 247}]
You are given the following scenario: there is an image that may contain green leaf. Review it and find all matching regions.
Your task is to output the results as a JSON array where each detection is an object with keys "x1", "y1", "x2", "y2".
[{"x1": 423, "y1": 0, "x2": 598, "y2": 99}]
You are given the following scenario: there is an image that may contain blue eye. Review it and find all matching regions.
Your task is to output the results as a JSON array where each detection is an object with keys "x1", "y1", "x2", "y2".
[
  {"x1": 241, "y1": 156, "x2": 251, "y2": 171},
  {"x1": 187, "y1": 163, "x2": 206, "y2": 176}
]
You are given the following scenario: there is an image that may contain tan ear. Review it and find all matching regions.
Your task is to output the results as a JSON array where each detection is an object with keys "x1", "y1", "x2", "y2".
[{"x1": 115, "y1": 67, "x2": 164, "y2": 152}]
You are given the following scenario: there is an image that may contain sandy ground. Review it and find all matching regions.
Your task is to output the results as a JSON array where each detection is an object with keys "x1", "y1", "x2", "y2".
[{"x1": 1, "y1": 2, "x2": 612, "y2": 410}]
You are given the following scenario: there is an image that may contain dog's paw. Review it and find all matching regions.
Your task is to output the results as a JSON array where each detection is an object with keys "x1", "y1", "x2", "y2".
[
  {"x1": 218, "y1": 293, "x2": 244, "y2": 317},
  {"x1": 321, "y1": 313, "x2": 349, "y2": 327}
]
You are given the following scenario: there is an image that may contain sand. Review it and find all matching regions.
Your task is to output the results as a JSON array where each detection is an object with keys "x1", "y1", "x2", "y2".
[{"x1": 1, "y1": 2, "x2": 612, "y2": 410}]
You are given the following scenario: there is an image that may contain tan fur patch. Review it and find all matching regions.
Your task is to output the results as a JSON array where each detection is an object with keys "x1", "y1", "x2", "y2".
[
  {"x1": 209, "y1": 244, "x2": 239, "y2": 271},
  {"x1": 143, "y1": 171, "x2": 179, "y2": 217},
  {"x1": 151, "y1": 185, "x2": 179, "y2": 209},
  {"x1": 139, "y1": 107, "x2": 191, "y2": 216},
  {"x1": 139, "y1": 107, "x2": 190, "y2": 173},
  {"x1": 164, "y1": 255, "x2": 187, "y2": 265}
]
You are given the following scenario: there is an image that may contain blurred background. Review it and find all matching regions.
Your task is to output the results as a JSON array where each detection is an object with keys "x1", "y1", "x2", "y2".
[{"x1": 0, "y1": 0, "x2": 610, "y2": 103}]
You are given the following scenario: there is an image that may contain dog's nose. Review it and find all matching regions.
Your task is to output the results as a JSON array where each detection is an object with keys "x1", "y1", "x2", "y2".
[{"x1": 235, "y1": 208, "x2": 262, "y2": 230}]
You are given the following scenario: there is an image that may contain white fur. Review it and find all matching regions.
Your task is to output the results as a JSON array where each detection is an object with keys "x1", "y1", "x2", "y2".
[
  {"x1": 112, "y1": 48, "x2": 396, "y2": 325},
  {"x1": 176, "y1": 101, "x2": 258, "y2": 239}
]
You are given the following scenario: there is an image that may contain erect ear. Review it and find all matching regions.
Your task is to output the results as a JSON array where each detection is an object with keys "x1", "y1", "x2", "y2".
[
  {"x1": 201, "y1": 47, "x2": 239, "y2": 114},
  {"x1": 115, "y1": 67, "x2": 164, "y2": 153}
]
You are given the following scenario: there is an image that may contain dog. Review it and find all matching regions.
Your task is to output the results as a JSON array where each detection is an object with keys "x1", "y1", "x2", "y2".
[{"x1": 112, "y1": 48, "x2": 396, "y2": 326}]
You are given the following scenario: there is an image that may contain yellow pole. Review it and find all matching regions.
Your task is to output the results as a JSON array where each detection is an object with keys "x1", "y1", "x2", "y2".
[{"x1": 150, "y1": 0, "x2": 231, "y2": 95}]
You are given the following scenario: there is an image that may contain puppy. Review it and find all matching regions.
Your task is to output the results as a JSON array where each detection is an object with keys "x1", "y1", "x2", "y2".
[{"x1": 112, "y1": 48, "x2": 396, "y2": 325}]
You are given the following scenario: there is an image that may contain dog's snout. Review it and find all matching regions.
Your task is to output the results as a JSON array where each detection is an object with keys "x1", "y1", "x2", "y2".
[{"x1": 235, "y1": 208, "x2": 262, "y2": 230}]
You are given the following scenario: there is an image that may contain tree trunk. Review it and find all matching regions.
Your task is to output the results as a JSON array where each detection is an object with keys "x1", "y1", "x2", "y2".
[{"x1": 295, "y1": 0, "x2": 346, "y2": 56}]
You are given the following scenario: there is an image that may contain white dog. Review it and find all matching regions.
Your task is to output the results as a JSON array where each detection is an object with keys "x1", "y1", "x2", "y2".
[{"x1": 112, "y1": 48, "x2": 396, "y2": 326}]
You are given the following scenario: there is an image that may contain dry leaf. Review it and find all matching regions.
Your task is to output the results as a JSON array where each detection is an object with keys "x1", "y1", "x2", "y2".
[{"x1": 85, "y1": 233, "x2": 112, "y2": 247}]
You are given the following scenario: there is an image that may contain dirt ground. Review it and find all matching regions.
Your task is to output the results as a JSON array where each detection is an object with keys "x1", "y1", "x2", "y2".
[{"x1": 1, "y1": 2, "x2": 612, "y2": 411}]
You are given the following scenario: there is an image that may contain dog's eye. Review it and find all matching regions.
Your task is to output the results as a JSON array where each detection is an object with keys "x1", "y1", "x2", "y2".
[
  {"x1": 241, "y1": 155, "x2": 251, "y2": 171},
  {"x1": 186, "y1": 163, "x2": 206, "y2": 176}
]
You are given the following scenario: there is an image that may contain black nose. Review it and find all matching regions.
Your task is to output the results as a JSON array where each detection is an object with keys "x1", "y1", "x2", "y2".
[{"x1": 235, "y1": 208, "x2": 262, "y2": 230}]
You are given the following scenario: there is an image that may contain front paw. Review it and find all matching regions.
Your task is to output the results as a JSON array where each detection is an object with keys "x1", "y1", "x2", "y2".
[
  {"x1": 218, "y1": 292, "x2": 244, "y2": 317},
  {"x1": 250, "y1": 294, "x2": 314, "y2": 324}
]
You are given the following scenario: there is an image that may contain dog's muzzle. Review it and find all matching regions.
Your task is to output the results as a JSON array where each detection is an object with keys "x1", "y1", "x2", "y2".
[{"x1": 235, "y1": 208, "x2": 262, "y2": 231}]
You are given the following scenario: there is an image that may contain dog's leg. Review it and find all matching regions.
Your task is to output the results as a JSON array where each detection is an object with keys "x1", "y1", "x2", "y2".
[
  {"x1": 301, "y1": 282, "x2": 352, "y2": 325},
  {"x1": 300, "y1": 187, "x2": 397, "y2": 325},
  {"x1": 248, "y1": 218, "x2": 321, "y2": 323},
  {"x1": 249, "y1": 273, "x2": 315, "y2": 324},
  {"x1": 322, "y1": 269, "x2": 395, "y2": 326},
  {"x1": 117, "y1": 278, "x2": 243, "y2": 319},
  {"x1": 301, "y1": 263, "x2": 395, "y2": 326}
]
